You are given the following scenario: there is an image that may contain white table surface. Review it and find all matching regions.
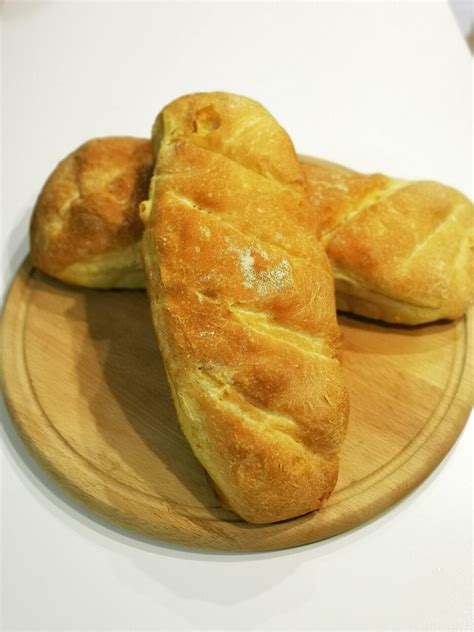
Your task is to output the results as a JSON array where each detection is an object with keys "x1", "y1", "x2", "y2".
[{"x1": 2, "y1": 2, "x2": 472, "y2": 630}]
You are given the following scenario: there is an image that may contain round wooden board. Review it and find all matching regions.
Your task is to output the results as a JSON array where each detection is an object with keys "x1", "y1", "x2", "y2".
[{"x1": 2, "y1": 260, "x2": 472, "y2": 551}]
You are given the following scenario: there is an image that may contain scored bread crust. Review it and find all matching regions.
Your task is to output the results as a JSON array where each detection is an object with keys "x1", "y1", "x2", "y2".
[
  {"x1": 302, "y1": 158, "x2": 474, "y2": 324},
  {"x1": 140, "y1": 93, "x2": 349, "y2": 524},
  {"x1": 30, "y1": 137, "x2": 154, "y2": 288}
]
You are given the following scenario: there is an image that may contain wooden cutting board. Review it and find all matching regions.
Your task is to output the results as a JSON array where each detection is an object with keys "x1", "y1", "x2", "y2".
[{"x1": 2, "y1": 260, "x2": 472, "y2": 551}]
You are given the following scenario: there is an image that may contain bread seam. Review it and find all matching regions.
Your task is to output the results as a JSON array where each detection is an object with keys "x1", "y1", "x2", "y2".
[
  {"x1": 229, "y1": 305, "x2": 337, "y2": 361},
  {"x1": 187, "y1": 138, "x2": 300, "y2": 193},
  {"x1": 192, "y1": 371, "x2": 327, "y2": 457},
  {"x1": 167, "y1": 190, "x2": 307, "y2": 261},
  {"x1": 322, "y1": 179, "x2": 407, "y2": 244},
  {"x1": 404, "y1": 201, "x2": 467, "y2": 264}
]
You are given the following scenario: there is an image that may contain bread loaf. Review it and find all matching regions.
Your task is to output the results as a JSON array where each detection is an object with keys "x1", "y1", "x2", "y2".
[
  {"x1": 30, "y1": 137, "x2": 153, "y2": 288},
  {"x1": 303, "y1": 158, "x2": 474, "y2": 324},
  {"x1": 140, "y1": 93, "x2": 349, "y2": 523}
]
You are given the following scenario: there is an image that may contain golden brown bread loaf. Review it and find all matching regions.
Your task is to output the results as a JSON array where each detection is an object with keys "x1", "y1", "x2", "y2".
[
  {"x1": 303, "y1": 158, "x2": 474, "y2": 324},
  {"x1": 30, "y1": 137, "x2": 154, "y2": 288},
  {"x1": 139, "y1": 93, "x2": 349, "y2": 524},
  {"x1": 30, "y1": 137, "x2": 473, "y2": 324}
]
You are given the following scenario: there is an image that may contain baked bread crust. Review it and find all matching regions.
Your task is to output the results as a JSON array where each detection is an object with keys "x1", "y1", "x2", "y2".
[
  {"x1": 140, "y1": 93, "x2": 349, "y2": 524},
  {"x1": 303, "y1": 158, "x2": 474, "y2": 324},
  {"x1": 30, "y1": 137, "x2": 154, "y2": 288}
]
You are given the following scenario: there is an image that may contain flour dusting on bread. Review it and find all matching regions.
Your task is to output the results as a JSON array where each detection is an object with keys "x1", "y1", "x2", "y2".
[{"x1": 225, "y1": 238, "x2": 292, "y2": 296}]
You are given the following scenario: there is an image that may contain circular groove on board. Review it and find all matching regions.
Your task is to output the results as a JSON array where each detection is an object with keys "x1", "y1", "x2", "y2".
[
  {"x1": 326, "y1": 318, "x2": 467, "y2": 507},
  {"x1": 2, "y1": 260, "x2": 473, "y2": 551}
]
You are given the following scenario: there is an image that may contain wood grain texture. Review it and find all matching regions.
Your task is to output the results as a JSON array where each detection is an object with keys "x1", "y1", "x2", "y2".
[{"x1": 2, "y1": 259, "x2": 472, "y2": 551}]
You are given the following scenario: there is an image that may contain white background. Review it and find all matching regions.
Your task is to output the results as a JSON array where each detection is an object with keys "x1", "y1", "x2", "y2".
[{"x1": 1, "y1": 2, "x2": 472, "y2": 630}]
